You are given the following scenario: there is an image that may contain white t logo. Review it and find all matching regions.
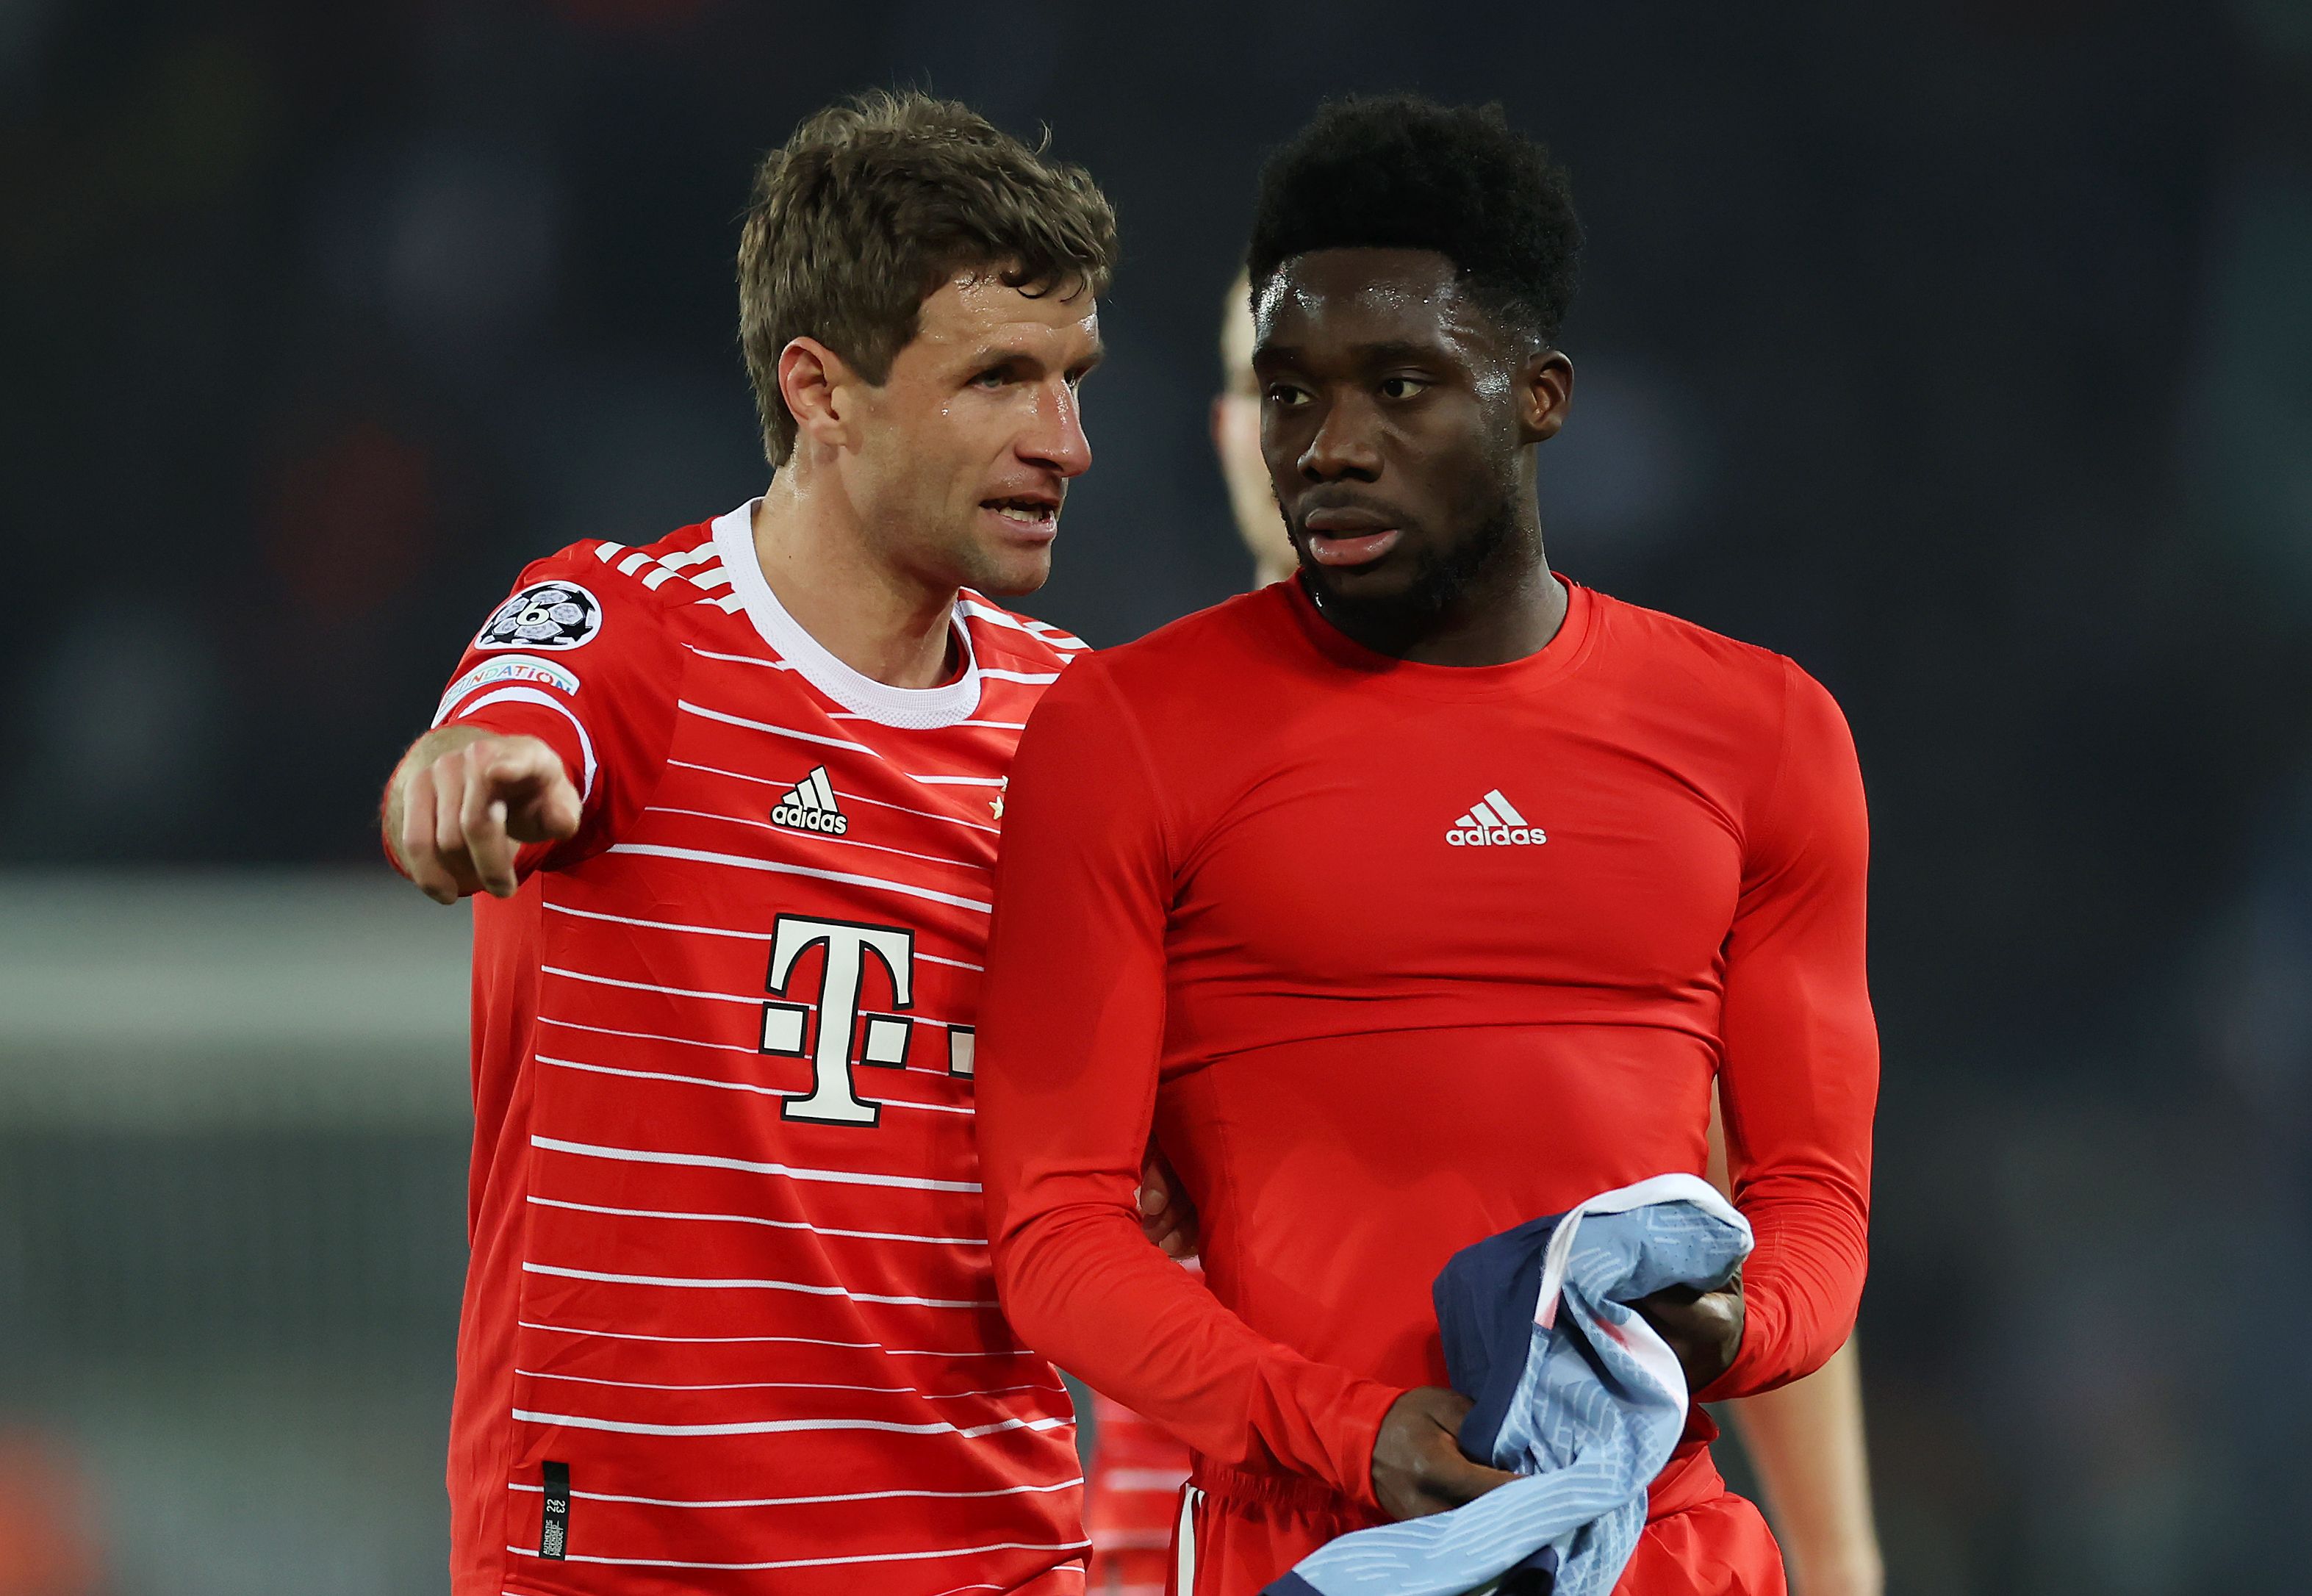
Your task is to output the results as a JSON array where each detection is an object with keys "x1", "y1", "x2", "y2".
[{"x1": 759, "y1": 914, "x2": 914, "y2": 1126}]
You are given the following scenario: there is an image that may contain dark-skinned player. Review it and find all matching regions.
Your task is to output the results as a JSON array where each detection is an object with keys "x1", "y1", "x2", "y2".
[{"x1": 974, "y1": 96, "x2": 1876, "y2": 1596}]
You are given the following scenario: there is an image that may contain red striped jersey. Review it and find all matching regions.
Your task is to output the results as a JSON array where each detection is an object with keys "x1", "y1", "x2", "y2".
[{"x1": 425, "y1": 502, "x2": 1092, "y2": 1596}]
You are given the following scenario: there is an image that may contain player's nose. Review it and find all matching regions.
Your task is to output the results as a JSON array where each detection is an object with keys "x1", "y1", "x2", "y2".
[
  {"x1": 1019, "y1": 378, "x2": 1092, "y2": 478},
  {"x1": 1299, "y1": 392, "x2": 1382, "y2": 482}
]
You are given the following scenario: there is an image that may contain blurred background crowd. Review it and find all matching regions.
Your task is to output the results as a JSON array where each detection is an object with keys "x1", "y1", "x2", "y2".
[{"x1": 4, "y1": 1, "x2": 2310, "y2": 1592}]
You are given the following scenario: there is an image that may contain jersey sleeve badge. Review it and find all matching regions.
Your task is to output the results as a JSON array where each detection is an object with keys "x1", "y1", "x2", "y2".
[{"x1": 477, "y1": 580, "x2": 603, "y2": 650}]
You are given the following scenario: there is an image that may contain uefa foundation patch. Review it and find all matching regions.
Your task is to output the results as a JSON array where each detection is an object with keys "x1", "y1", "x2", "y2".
[{"x1": 434, "y1": 653, "x2": 581, "y2": 725}]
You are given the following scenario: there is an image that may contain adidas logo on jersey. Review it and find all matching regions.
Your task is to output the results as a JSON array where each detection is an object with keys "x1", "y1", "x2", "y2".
[
  {"x1": 772, "y1": 766, "x2": 849, "y2": 836},
  {"x1": 1446, "y1": 788, "x2": 1546, "y2": 847}
]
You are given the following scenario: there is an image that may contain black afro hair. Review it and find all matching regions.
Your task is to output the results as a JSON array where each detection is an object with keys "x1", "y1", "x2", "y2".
[{"x1": 1246, "y1": 96, "x2": 1582, "y2": 346}]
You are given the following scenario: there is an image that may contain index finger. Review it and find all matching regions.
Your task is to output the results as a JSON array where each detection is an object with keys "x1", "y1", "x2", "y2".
[{"x1": 462, "y1": 752, "x2": 520, "y2": 898}]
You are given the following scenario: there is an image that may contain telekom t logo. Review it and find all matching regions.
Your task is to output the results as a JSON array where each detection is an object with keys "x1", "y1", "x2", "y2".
[{"x1": 759, "y1": 914, "x2": 928, "y2": 1126}]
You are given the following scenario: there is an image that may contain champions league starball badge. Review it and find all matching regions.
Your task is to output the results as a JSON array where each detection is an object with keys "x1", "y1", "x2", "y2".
[{"x1": 475, "y1": 581, "x2": 603, "y2": 650}]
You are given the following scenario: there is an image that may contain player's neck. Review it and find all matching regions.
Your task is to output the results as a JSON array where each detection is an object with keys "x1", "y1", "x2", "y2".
[{"x1": 749, "y1": 475, "x2": 960, "y2": 690}]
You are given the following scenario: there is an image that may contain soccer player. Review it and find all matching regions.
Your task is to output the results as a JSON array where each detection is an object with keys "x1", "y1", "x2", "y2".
[
  {"x1": 381, "y1": 92, "x2": 1119, "y2": 1596},
  {"x1": 1220, "y1": 273, "x2": 1886, "y2": 1596},
  {"x1": 975, "y1": 95, "x2": 1878, "y2": 1596}
]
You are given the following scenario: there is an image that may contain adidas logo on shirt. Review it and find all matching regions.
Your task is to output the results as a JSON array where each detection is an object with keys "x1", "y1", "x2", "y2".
[
  {"x1": 772, "y1": 766, "x2": 849, "y2": 836},
  {"x1": 1446, "y1": 788, "x2": 1546, "y2": 847}
]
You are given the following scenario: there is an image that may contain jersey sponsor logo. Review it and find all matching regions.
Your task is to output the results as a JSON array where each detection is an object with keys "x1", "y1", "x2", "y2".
[
  {"x1": 433, "y1": 653, "x2": 579, "y2": 724},
  {"x1": 770, "y1": 765, "x2": 848, "y2": 836},
  {"x1": 1446, "y1": 788, "x2": 1548, "y2": 847},
  {"x1": 476, "y1": 580, "x2": 603, "y2": 651},
  {"x1": 759, "y1": 915, "x2": 913, "y2": 1126}
]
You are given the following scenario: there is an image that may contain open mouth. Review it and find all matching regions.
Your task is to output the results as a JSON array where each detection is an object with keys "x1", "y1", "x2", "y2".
[{"x1": 982, "y1": 495, "x2": 1060, "y2": 532}]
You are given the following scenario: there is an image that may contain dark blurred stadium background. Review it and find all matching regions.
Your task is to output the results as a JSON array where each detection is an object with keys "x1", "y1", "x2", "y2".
[{"x1": 4, "y1": 3, "x2": 2309, "y2": 1593}]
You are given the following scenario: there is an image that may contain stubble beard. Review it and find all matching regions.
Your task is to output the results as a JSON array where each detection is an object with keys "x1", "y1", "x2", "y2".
[{"x1": 1296, "y1": 470, "x2": 1530, "y2": 647}]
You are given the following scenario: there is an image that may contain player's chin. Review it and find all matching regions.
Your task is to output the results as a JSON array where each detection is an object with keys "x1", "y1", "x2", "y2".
[
  {"x1": 962, "y1": 536, "x2": 1056, "y2": 599},
  {"x1": 1297, "y1": 543, "x2": 1419, "y2": 604}
]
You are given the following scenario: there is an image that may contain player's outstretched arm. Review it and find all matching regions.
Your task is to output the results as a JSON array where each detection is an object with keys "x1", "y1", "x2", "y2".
[{"x1": 384, "y1": 727, "x2": 581, "y2": 902}]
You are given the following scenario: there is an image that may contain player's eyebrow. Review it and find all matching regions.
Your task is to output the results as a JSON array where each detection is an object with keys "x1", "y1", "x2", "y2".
[
  {"x1": 966, "y1": 341, "x2": 1105, "y2": 375},
  {"x1": 1347, "y1": 338, "x2": 1453, "y2": 366}
]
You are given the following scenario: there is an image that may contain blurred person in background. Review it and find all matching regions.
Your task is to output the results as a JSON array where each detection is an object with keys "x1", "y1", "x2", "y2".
[
  {"x1": 977, "y1": 96, "x2": 1877, "y2": 1595},
  {"x1": 378, "y1": 90, "x2": 1124, "y2": 1596}
]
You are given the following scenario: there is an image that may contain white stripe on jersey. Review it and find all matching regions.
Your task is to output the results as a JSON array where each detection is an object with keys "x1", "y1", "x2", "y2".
[
  {"x1": 516, "y1": 1319, "x2": 1034, "y2": 1358},
  {"x1": 541, "y1": 966, "x2": 758, "y2": 1006},
  {"x1": 683, "y1": 645, "x2": 794, "y2": 671},
  {"x1": 958, "y1": 599, "x2": 1091, "y2": 650},
  {"x1": 502, "y1": 1531, "x2": 1090, "y2": 1571},
  {"x1": 531, "y1": 1134, "x2": 980, "y2": 1192},
  {"x1": 680, "y1": 701, "x2": 1026, "y2": 803},
  {"x1": 545, "y1": 901, "x2": 771, "y2": 941},
  {"x1": 520, "y1": 1260, "x2": 993, "y2": 1309},
  {"x1": 978, "y1": 669, "x2": 1061, "y2": 685},
  {"x1": 643, "y1": 803, "x2": 991, "y2": 873},
  {"x1": 917, "y1": 952, "x2": 986, "y2": 972},
  {"x1": 607, "y1": 842, "x2": 993, "y2": 913},
  {"x1": 538, "y1": 968, "x2": 969, "y2": 1032},
  {"x1": 664, "y1": 758, "x2": 1002, "y2": 837},
  {"x1": 545, "y1": 902, "x2": 987, "y2": 970},
  {"x1": 839, "y1": 788, "x2": 1001, "y2": 835},
  {"x1": 515, "y1": 1368, "x2": 1060, "y2": 1398},
  {"x1": 507, "y1": 1410, "x2": 1072, "y2": 1441},
  {"x1": 527, "y1": 1192, "x2": 984, "y2": 1246},
  {"x1": 505, "y1": 1476, "x2": 1083, "y2": 1510},
  {"x1": 678, "y1": 699, "x2": 878, "y2": 754},
  {"x1": 539, "y1": 1054, "x2": 974, "y2": 1117},
  {"x1": 536, "y1": 1015, "x2": 753, "y2": 1054}
]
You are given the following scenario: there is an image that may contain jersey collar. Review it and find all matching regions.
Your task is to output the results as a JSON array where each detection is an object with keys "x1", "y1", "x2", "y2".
[{"x1": 710, "y1": 500, "x2": 986, "y2": 730}]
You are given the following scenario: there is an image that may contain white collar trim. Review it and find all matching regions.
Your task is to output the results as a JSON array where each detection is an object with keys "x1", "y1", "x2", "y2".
[{"x1": 710, "y1": 500, "x2": 984, "y2": 730}]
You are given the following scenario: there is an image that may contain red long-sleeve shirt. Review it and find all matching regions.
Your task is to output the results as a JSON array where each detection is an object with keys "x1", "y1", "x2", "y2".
[{"x1": 976, "y1": 576, "x2": 1876, "y2": 1539}]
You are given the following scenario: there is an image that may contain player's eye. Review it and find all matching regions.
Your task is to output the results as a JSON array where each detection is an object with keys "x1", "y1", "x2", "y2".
[
  {"x1": 973, "y1": 367, "x2": 1015, "y2": 389},
  {"x1": 1380, "y1": 376, "x2": 1430, "y2": 400},
  {"x1": 1266, "y1": 383, "x2": 1311, "y2": 408}
]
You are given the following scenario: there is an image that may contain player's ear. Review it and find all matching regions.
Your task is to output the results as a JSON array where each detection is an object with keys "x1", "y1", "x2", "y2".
[
  {"x1": 778, "y1": 337, "x2": 858, "y2": 453},
  {"x1": 1519, "y1": 348, "x2": 1575, "y2": 445}
]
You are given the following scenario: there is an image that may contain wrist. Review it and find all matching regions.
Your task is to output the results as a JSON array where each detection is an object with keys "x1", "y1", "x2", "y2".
[
  {"x1": 1787, "y1": 1545, "x2": 1884, "y2": 1596},
  {"x1": 1351, "y1": 1382, "x2": 1415, "y2": 1511}
]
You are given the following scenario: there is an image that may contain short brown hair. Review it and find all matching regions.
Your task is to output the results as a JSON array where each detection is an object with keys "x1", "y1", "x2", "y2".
[{"x1": 737, "y1": 90, "x2": 1120, "y2": 467}]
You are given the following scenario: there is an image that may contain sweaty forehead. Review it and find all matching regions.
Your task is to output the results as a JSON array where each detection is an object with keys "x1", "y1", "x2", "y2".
[
  {"x1": 918, "y1": 270, "x2": 1101, "y2": 355},
  {"x1": 1252, "y1": 248, "x2": 1486, "y2": 358}
]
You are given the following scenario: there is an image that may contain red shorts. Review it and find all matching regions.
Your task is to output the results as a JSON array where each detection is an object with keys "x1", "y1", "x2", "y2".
[{"x1": 1170, "y1": 1451, "x2": 1785, "y2": 1596}]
